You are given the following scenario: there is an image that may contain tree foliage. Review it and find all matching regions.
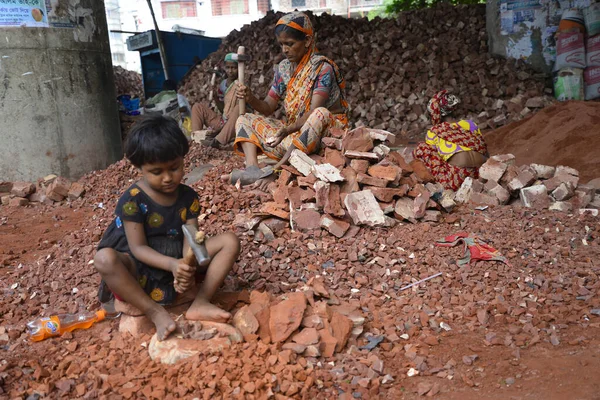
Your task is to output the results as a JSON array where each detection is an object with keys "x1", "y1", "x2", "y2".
[{"x1": 369, "y1": 0, "x2": 485, "y2": 19}]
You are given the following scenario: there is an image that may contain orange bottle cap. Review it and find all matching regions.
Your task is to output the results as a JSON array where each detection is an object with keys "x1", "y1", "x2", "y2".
[{"x1": 96, "y1": 309, "x2": 107, "y2": 322}]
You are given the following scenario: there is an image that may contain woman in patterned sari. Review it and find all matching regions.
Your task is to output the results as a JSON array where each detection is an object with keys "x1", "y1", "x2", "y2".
[
  {"x1": 413, "y1": 90, "x2": 489, "y2": 191},
  {"x1": 224, "y1": 11, "x2": 349, "y2": 187}
]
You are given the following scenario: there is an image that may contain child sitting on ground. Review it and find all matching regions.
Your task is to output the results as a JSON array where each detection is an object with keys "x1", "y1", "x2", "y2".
[{"x1": 94, "y1": 115, "x2": 240, "y2": 341}]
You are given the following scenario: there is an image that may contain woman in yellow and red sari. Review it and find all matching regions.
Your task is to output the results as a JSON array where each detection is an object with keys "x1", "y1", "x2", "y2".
[
  {"x1": 227, "y1": 11, "x2": 349, "y2": 187},
  {"x1": 413, "y1": 90, "x2": 488, "y2": 191}
]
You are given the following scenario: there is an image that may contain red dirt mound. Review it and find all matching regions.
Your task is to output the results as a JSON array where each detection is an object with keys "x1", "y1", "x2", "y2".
[{"x1": 484, "y1": 101, "x2": 600, "y2": 183}]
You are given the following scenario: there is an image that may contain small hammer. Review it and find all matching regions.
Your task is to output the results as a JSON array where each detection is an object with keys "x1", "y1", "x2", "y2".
[
  {"x1": 229, "y1": 47, "x2": 251, "y2": 115},
  {"x1": 207, "y1": 68, "x2": 222, "y2": 102},
  {"x1": 181, "y1": 224, "x2": 211, "y2": 268}
]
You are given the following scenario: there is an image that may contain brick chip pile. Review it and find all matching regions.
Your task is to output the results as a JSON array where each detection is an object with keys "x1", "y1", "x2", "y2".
[
  {"x1": 1, "y1": 140, "x2": 599, "y2": 398},
  {"x1": 181, "y1": 4, "x2": 553, "y2": 139},
  {"x1": 113, "y1": 66, "x2": 143, "y2": 98}
]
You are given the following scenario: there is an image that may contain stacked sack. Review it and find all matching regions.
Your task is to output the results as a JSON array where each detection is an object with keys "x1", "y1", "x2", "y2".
[
  {"x1": 584, "y1": 3, "x2": 600, "y2": 100},
  {"x1": 554, "y1": 4, "x2": 600, "y2": 101}
]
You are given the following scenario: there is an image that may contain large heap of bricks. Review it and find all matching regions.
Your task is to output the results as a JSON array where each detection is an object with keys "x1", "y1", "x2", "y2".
[
  {"x1": 237, "y1": 128, "x2": 599, "y2": 238},
  {"x1": 0, "y1": 176, "x2": 85, "y2": 207},
  {"x1": 181, "y1": 4, "x2": 553, "y2": 139},
  {"x1": 453, "y1": 154, "x2": 600, "y2": 215},
  {"x1": 239, "y1": 127, "x2": 451, "y2": 239}
]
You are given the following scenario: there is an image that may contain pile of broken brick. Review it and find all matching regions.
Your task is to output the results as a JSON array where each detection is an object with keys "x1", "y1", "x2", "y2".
[
  {"x1": 236, "y1": 127, "x2": 598, "y2": 239},
  {"x1": 0, "y1": 175, "x2": 86, "y2": 207},
  {"x1": 119, "y1": 278, "x2": 365, "y2": 364},
  {"x1": 456, "y1": 154, "x2": 599, "y2": 215}
]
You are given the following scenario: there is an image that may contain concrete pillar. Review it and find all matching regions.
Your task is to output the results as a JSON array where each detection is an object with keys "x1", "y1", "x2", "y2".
[{"x1": 0, "y1": 0, "x2": 122, "y2": 182}]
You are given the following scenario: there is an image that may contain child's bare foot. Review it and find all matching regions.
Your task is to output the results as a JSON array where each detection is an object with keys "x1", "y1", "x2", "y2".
[
  {"x1": 186, "y1": 299, "x2": 231, "y2": 322},
  {"x1": 147, "y1": 307, "x2": 177, "y2": 341}
]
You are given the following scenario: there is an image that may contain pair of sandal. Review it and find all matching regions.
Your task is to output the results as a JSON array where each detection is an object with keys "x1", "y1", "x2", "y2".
[{"x1": 230, "y1": 165, "x2": 274, "y2": 186}]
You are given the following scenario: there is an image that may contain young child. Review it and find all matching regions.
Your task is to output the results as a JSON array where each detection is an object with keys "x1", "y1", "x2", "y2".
[
  {"x1": 191, "y1": 53, "x2": 241, "y2": 148},
  {"x1": 94, "y1": 115, "x2": 240, "y2": 341}
]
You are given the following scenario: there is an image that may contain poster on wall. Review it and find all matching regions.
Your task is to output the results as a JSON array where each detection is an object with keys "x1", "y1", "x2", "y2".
[
  {"x1": 44, "y1": 0, "x2": 75, "y2": 28},
  {"x1": 0, "y1": 0, "x2": 48, "y2": 27},
  {"x1": 500, "y1": 0, "x2": 542, "y2": 34}
]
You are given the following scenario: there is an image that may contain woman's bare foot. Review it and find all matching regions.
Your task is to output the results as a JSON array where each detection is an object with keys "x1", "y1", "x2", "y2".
[
  {"x1": 147, "y1": 307, "x2": 177, "y2": 341},
  {"x1": 186, "y1": 299, "x2": 231, "y2": 322}
]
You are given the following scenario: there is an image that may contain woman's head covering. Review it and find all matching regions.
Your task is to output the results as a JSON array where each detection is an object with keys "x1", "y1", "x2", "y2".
[
  {"x1": 224, "y1": 53, "x2": 238, "y2": 63},
  {"x1": 276, "y1": 11, "x2": 314, "y2": 37},
  {"x1": 427, "y1": 90, "x2": 460, "y2": 125}
]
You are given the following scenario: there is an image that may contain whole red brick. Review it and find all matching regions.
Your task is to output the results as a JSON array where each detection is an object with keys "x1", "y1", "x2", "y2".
[{"x1": 10, "y1": 181, "x2": 35, "y2": 197}]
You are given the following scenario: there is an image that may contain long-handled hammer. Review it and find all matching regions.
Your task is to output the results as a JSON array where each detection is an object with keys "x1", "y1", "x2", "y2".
[{"x1": 231, "y1": 46, "x2": 251, "y2": 115}]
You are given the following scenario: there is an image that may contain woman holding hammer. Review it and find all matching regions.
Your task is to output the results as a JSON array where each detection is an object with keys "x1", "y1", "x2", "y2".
[{"x1": 228, "y1": 11, "x2": 349, "y2": 187}]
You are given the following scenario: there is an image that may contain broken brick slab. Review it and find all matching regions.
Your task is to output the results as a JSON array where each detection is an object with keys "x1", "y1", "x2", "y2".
[
  {"x1": 469, "y1": 192, "x2": 500, "y2": 207},
  {"x1": 293, "y1": 209, "x2": 322, "y2": 231},
  {"x1": 413, "y1": 192, "x2": 431, "y2": 219},
  {"x1": 455, "y1": 177, "x2": 474, "y2": 204},
  {"x1": 394, "y1": 197, "x2": 416, "y2": 223},
  {"x1": 551, "y1": 182, "x2": 574, "y2": 201},
  {"x1": 490, "y1": 153, "x2": 516, "y2": 165},
  {"x1": 479, "y1": 158, "x2": 507, "y2": 183},
  {"x1": 368, "y1": 185, "x2": 409, "y2": 202},
  {"x1": 270, "y1": 292, "x2": 307, "y2": 343},
  {"x1": 367, "y1": 164, "x2": 400, "y2": 182},
  {"x1": 520, "y1": 185, "x2": 550, "y2": 209},
  {"x1": 386, "y1": 152, "x2": 413, "y2": 175},
  {"x1": 343, "y1": 190, "x2": 386, "y2": 226},
  {"x1": 350, "y1": 159, "x2": 370, "y2": 174},
  {"x1": 485, "y1": 181, "x2": 510, "y2": 205},
  {"x1": 368, "y1": 129, "x2": 396, "y2": 144},
  {"x1": 297, "y1": 174, "x2": 317, "y2": 188},
  {"x1": 544, "y1": 173, "x2": 579, "y2": 192},
  {"x1": 324, "y1": 184, "x2": 345, "y2": 217},
  {"x1": 9, "y1": 197, "x2": 29, "y2": 207},
  {"x1": 344, "y1": 151, "x2": 380, "y2": 162},
  {"x1": 289, "y1": 149, "x2": 316, "y2": 177},
  {"x1": 10, "y1": 181, "x2": 35, "y2": 198},
  {"x1": 67, "y1": 183, "x2": 86, "y2": 200},
  {"x1": 531, "y1": 164, "x2": 556, "y2": 180},
  {"x1": 260, "y1": 202, "x2": 290, "y2": 220},
  {"x1": 321, "y1": 137, "x2": 342, "y2": 150},
  {"x1": 0, "y1": 181, "x2": 13, "y2": 193},
  {"x1": 357, "y1": 173, "x2": 388, "y2": 188},
  {"x1": 507, "y1": 169, "x2": 536, "y2": 193},
  {"x1": 409, "y1": 159, "x2": 434, "y2": 183},
  {"x1": 340, "y1": 167, "x2": 360, "y2": 194},
  {"x1": 320, "y1": 214, "x2": 350, "y2": 238},
  {"x1": 342, "y1": 127, "x2": 374, "y2": 153},
  {"x1": 46, "y1": 177, "x2": 72, "y2": 201},
  {"x1": 324, "y1": 148, "x2": 346, "y2": 169},
  {"x1": 312, "y1": 163, "x2": 345, "y2": 183}
]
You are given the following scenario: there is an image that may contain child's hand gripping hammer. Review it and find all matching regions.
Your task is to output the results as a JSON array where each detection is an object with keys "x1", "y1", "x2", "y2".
[{"x1": 176, "y1": 225, "x2": 212, "y2": 293}]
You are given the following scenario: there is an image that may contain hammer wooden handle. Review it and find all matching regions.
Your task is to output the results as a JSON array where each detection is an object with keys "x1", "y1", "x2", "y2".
[
  {"x1": 238, "y1": 46, "x2": 246, "y2": 115},
  {"x1": 182, "y1": 247, "x2": 196, "y2": 266}
]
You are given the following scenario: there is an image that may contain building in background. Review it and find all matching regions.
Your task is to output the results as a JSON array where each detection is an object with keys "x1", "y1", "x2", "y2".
[
  {"x1": 105, "y1": 0, "x2": 128, "y2": 69},
  {"x1": 272, "y1": 0, "x2": 383, "y2": 17},
  {"x1": 105, "y1": 0, "x2": 270, "y2": 73}
]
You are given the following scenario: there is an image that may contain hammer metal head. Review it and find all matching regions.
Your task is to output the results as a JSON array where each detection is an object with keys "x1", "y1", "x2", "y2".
[
  {"x1": 181, "y1": 224, "x2": 211, "y2": 267},
  {"x1": 230, "y1": 53, "x2": 252, "y2": 63}
]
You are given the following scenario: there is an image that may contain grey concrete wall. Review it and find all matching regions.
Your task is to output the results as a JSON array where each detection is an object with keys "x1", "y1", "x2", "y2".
[
  {"x1": 0, "y1": 0, "x2": 122, "y2": 182},
  {"x1": 487, "y1": 0, "x2": 566, "y2": 74}
]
